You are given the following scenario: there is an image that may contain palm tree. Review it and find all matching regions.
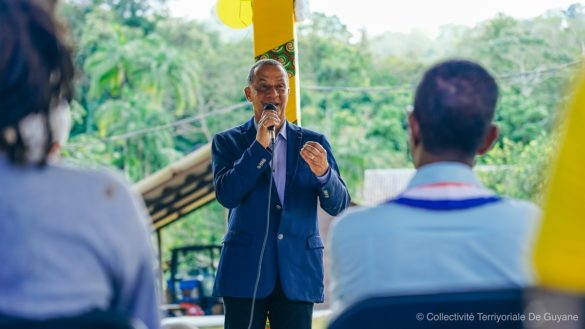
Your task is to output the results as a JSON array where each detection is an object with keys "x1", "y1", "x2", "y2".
[{"x1": 74, "y1": 9, "x2": 199, "y2": 180}]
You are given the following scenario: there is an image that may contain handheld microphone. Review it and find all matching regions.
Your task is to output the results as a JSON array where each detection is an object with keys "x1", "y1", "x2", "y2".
[{"x1": 263, "y1": 103, "x2": 277, "y2": 144}]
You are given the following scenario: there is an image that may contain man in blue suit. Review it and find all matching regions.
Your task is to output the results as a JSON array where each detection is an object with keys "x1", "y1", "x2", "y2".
[{"x1": 212, "y1": 59, "x2": 350, "y2": 329}]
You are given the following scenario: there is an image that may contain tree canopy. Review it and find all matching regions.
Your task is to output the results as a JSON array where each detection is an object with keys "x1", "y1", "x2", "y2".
[{"x1": 58, "y1": 0, "x2": 581, "y2": 258}]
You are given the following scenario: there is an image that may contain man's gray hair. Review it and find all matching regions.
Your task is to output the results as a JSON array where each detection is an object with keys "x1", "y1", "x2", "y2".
[{"x1": 247, "y1": 59, "x2": 287, "y2": 85}]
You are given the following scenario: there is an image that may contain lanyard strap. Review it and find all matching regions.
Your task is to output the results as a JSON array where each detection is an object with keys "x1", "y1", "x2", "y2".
[{"x1": 386, "y1": 182, "x2": 502, "y2": 211}]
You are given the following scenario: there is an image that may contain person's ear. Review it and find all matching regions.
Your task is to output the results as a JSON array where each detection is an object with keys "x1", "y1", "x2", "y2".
[
  {"x1": 477, "y1": 124, "x2": 499, "y2": 155},
  {"x1": 47, "y1": 142, "x2": 62, "y2": 162},
  {"x1": 407, "y1": 112, "x2": 423, "y2": 167},
  {"x1": 244, "y1": 86, "x2": 252, "y2": 102},
  {"x1": 49, "y1": 142, "x2": 60, "y2": 155},
  {"x1": 408, "y1": 112, "x2": 421, "y2": 148}
]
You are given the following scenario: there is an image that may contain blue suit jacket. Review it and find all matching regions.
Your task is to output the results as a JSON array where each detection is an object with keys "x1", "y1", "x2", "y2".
[{"x1": 211, "y1": 118, "x2": 350, "y2": 302}]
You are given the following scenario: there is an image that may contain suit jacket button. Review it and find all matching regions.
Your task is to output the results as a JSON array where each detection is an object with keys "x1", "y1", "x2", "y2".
[
  {"x1": 276, "y1": 204, "x2": 282, "y2": 210},
  {"x1": 277, "y1": 234, "x2": 284, "y2": 240}
]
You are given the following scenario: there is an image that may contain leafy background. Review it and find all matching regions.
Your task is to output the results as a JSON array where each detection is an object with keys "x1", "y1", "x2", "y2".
[{"x1": 58, "y1": 0, "x2": 582, "y2": 269}]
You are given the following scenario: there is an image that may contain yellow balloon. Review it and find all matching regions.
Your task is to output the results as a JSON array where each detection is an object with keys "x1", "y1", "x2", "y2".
[{"x1": 217, "y1": 0, "x2": 253, "y2": 29}]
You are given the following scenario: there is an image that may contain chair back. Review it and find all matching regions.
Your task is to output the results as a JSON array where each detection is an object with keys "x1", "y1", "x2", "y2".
[
  {"x1": 328, "y1": 289, "x2": 525, "y2": 329},
  {"x1": 0, "y1": 310, "x2": 137, "y2": 329}
]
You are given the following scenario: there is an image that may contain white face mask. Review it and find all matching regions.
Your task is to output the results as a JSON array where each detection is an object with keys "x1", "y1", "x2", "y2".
[
  {"x1": 17, "y1": 100, "x2": 71, "y2": 163},
  {"x1": 49, "y1": 100, "x2": 72, "y2": 148}
]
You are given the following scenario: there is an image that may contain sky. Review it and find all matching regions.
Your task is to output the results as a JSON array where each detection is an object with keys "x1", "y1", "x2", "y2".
[{"x1": 169, "y1": 0, "x2": 580, "y2": 36}]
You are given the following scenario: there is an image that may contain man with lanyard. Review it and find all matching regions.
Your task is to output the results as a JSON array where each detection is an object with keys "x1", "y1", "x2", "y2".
[{"x1": 328, "y1": 60, "x2": 540, "y2": 313}]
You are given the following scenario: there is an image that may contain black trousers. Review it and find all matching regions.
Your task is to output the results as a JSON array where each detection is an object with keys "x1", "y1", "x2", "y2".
[{"x1": 223, "y1": 280, "x2": 314, "y2": 329}]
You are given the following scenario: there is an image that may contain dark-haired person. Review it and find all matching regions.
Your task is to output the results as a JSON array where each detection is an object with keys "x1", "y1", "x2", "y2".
[
  {"x1": 0, "y1": 1, "x2": 160, "y2": 328},
  {"x1": 329, "y1": 60, "x2": 540, "y2": 312},
  {"x1": 211, "y1": 59, "x2": 350, "y2": 329}
]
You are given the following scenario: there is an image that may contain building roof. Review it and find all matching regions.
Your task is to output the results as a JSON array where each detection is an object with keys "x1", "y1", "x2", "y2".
[{"x1": 134, "y1": 143, "x2": 215, "y2": 231}]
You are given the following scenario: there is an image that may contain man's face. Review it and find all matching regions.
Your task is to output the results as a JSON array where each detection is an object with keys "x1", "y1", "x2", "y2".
[{"x1": 245, "y1": 64, "x2": 289, "y2": 127}]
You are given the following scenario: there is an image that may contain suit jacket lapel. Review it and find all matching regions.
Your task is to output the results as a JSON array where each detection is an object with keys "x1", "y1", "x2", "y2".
[
  {"x1": 243, "y1": 117, "x2": 280, "y2": 197},
  {"x1": 241, "y1": 117, "x2": 257, "y2": 147},
  {"x1": 285, "y1": 122, "x2": 303, "y2": 198}
]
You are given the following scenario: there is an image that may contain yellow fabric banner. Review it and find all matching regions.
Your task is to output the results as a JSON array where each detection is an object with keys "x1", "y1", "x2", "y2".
[{"x1": 534, "y1": 72, "x2": 585, "y2": 292}]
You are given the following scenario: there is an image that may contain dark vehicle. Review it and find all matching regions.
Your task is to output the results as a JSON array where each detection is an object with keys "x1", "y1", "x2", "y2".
[{"x1": 166, "y1": 245, "x2": 223, "y2": 316}]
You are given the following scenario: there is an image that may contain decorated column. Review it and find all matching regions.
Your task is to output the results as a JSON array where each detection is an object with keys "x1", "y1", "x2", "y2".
[
  {"x1": 252, "y1": 0, "x2": 300, "y2": 124},
  {"x1": 217, "y1": 0, "x2": 303, "y2": 124}
]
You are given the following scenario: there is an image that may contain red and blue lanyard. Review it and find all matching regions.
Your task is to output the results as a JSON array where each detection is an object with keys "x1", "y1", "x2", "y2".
[{"x1": 386, "y1": 182, "x2": 502, "y2": 211}]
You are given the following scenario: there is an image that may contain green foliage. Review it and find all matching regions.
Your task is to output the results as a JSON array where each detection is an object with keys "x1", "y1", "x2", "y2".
[
  {"x1": 160, "y1": 201, "x2": 226, "y2": 260},
  {"x1": 496, "y1": 87, "x2": 552, "y2": 143},
  {"x1": 61, "y1": 2, "x2": 200, "y2": 180},
  {"x1": 57, "y1": 0, "x2": 579, "y2": 262},
  {"x1": 478, "y1": 134, "x2": 556, "y2": 203}
]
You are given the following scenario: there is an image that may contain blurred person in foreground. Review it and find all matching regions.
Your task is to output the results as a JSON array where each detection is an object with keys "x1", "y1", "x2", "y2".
[
  {"x1": 0, "y1": 1, "x2": 160, "y2": 328},
  {"x1": 329, "y1": 59, "x2": 540, "y2": 313}
]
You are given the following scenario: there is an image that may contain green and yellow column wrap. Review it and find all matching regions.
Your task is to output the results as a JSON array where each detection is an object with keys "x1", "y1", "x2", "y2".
[{"x1": 252, "y1": 0, "x2": 301, "y2": 125}]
